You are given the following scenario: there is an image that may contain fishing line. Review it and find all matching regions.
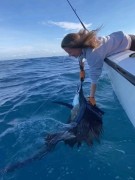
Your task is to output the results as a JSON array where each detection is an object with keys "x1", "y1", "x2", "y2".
[{"x1": 2, "y1": 85, "x2": 51, "y2": 121}]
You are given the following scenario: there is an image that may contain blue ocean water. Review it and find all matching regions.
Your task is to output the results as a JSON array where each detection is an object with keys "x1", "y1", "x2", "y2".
[{"x1": 0, "y1": 56, "x2": 135, "y2": 180}]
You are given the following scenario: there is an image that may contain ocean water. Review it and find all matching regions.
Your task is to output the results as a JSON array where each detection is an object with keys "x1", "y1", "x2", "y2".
[{"x1": 0, "y1": 56, "x2": 135, "y2": 180}]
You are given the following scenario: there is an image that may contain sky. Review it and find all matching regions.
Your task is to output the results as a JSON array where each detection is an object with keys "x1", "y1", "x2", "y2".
[{"x1": 0, "y1": 0, "x2": 135, "y2": 60}]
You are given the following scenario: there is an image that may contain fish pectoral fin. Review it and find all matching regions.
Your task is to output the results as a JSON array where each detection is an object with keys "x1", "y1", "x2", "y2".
[{"x1": 53, "y1": 101, "x2": 73, "y2": 109}]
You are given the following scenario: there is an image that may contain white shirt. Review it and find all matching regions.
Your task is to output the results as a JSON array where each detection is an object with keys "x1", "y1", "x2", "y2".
[{"x1": 81, "y1": 31, "x2": 131, "y2": 83}]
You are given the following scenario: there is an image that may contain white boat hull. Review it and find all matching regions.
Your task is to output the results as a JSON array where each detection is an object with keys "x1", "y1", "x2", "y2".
[{"x1": 104, "y1": 50, "x2": 135, "y2": 127}]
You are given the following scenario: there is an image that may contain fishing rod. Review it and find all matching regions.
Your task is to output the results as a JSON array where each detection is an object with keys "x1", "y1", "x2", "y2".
[
  {"x1": 66, "y1": 0, "x2": 87, "y2": 82},
  {"x1": 66, "y1": 0, "x2": 87, "y2": 31}
]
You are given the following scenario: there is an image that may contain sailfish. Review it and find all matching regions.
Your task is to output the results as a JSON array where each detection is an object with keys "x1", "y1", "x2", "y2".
[{"x1": 0, "y1": 82, "x2": 104, "y2": 174}]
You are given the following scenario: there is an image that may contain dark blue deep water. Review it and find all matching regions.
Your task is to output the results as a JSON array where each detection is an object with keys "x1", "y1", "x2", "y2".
[{"x1": 0, "y1": 56, "x2": 135, "y2": 180}]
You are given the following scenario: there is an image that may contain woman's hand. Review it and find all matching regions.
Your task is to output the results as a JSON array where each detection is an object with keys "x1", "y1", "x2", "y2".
[{"x1": 87, "y1": 97, "x2": 96, "y2": 106}]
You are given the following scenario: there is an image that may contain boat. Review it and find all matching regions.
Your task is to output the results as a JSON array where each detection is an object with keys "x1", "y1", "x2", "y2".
[{"x1": 104, "y1": 50, "x2": 135, "y2": 127}]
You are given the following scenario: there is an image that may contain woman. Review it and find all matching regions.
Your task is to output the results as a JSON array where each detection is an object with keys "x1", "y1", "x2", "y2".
[{"x1": 61, "y1": 29, "x2": 135, "y2": 105}]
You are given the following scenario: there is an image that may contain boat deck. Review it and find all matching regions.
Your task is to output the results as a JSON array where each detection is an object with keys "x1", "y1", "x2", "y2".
[
  {"x1": 107, "y1": 50, "x2": 135, "y2": 76},
  {"x1": 105, "y1": 50, "x2": 135, "y2": 86}
]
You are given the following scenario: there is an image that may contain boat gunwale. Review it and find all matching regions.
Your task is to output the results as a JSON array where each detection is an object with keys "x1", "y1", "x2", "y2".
[{"x1": 104, "y1": 57, "x2": 135, "y2": 86}]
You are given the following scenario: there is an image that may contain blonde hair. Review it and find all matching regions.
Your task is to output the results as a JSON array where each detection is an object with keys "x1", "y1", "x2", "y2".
[{"x1": 61, "y1": 28, "x2": 101, "y2": 49}]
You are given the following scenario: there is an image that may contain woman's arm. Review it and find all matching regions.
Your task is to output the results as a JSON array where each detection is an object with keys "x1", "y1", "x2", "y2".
[
  {"x1": 89, "y1": 83, "x2": 96, "y2": 105},
  {"x1": 90, "y1": 83, "x2": 96, "y2": 97}
]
